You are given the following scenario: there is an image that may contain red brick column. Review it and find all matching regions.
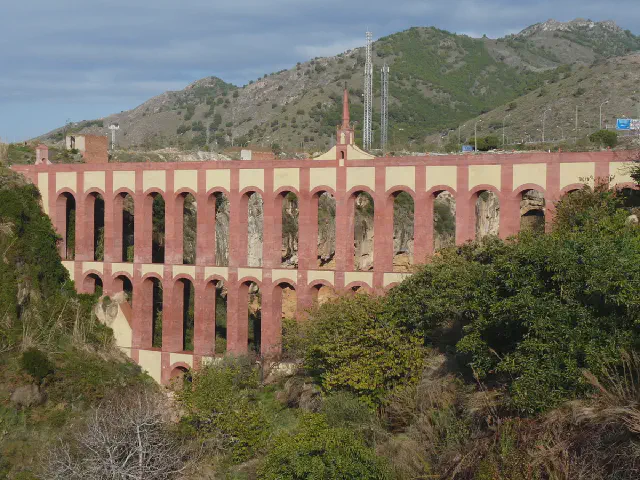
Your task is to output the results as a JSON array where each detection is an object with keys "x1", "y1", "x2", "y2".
[
  {"x1": 134, "y1": 172, "x2": 152, "y2": 263},
  {"x1": 196, "y1": 172, "x2": 215, "y2": 265},
  {"x1": 545, "y1": 161, "x2": 561, "y2": 230},
  {"x1": 226, "y1": 275, "x2": 248, "y2": 354},
  {"x1": 104, "y1": 173, "x2": 117, "y2": 262},
  {"x1": 297, "y1": 169, "x2": 314, "y2": 271},
  {"x1": 334, "y1": 166, "x2": 348, "y2": 275},
  {"x1": 163, "y1": 274, "x2": 183, "y2": 353},
  {"x1": 499, "y1": 164, "x2": 519, "y2": 239},
  {"x1": 260, "y1": 281, "x2": 280, "y2": 357},
  {"x1": 132, "y1": 272, "x2": 152, "y2": 349},
  {"x1": 414, "y1": 166, "x2": 430, "y2": 262},
  {"x1": 228, "y1": 171, "x2": 245, "y2": 268},
  {"x1": 194, "y1": 281, "x2": 215, "y2": 355},
  {"x1": 374, "y1": 166, "x2": 393, "y2": 274},
  {"x1": 455, "y1": 165, "x2": 472, "y2": 244},
  {"x1": 75, "y1": 176, "x2": 91, "y2": 261},
  {"x1": 165, "y1": 172, "x2": 180, "y2": 265}
]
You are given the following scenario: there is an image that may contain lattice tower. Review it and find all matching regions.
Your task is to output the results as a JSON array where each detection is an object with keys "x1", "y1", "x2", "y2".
[
  {"x1": 380, "y1": 63, "x2": 389, "y2": 153},
  {"x1": 363, "y1": 31, "x2": 373, "y2": 151}
]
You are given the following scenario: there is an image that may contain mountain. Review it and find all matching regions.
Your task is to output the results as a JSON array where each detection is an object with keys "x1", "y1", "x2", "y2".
[{"x1": 39, "y1": 19, "x2": 640, "y2": 153}]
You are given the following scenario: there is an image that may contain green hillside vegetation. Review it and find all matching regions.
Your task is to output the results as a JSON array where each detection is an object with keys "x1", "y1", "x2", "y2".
[{"x1": 37, "y1": 20, "x2": 640, "y2": 154}]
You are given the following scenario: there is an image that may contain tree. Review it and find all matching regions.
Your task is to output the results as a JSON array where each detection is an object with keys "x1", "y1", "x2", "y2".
[
  {"x1": 45, "y1": 388, "x2": 191, "y2": 480},
  {"x1": 589, "y1": 129, "x2": 618, "y2": 148}
]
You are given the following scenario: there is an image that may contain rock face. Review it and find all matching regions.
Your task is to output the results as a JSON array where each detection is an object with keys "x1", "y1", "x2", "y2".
[
  {"x1": 11, "y1": 384, "x2": 45, "y2": 409},
  {"x1": 520, "y1": 189, "x2": 546, "y2": 232},
  {"x1": 215, "y1": 194, "x2": 230, "y2": 266},
  {"x1": 393, "y1": 192, "x2": 414, "y2": 269},
  {"x1": 247, "y1": 193, "x2": 263, "y2": 267},
  {"x1": 317, "y1": 193, "x2": 336, "y2": 266},
  {"x1": 354, "y1": 193, "x2": 374, "y2": 271},
  {"x1": 475, "y1": 191, "x2": 500, "y2": 239},
  {"x1": 434, "y1": 192, "x2": 456, "y2": 250},
  {"x1": 281, "y1": 194, "x2": 299, "y2": 267}
]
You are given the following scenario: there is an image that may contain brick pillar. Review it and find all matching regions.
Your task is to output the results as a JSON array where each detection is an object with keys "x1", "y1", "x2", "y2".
[
  {"x1": 228, "y1": 171, "x2": 245, "y2": 268},
  {"x1": 296, "y1": 272, "x2": 313, "y2": 314},
  {"x1": 75, "y1": 176, "x2": 90, "y2": 261},
  {"x1": 499, "y1": 164, "x2": 519, "y2": 239},
  {"x1": 455, "y1": 165, "x2": 472, "y2": 244},
  {"x1": 414, "y1": 167, "x2": 430, "y2": 262},
  {"x1": 132, "y1": 272, "x2": 152, "y2": 349},
  {"x1": 297, "y1": 169, "x2": 315, "y2": 271},
  {"x1": 196, "y1": 171, "x2": 215, "y2": 265},
  {"x1": 545, "y1": 161, "x2": 561, "y2": 231},
  {"x1": 134, "y1": 172, "x2": 152, "y2": 263},
  {"x1": 263, "y1": 169, "x2": 279, "y2": 268},
  {"x1": 194, "y1": 281, "x2": 215, "y2": 355},
  {"x1": 374, "y1": 166, "x2": 393, "y2": 274},
  {"x1": 226, "y1": 276, "x2": 248, "y2": 354},
  {"x1": 165, "y1": 173, "x2": 180, "y2": 265},
  {"x1": 163, "y1": 275, "x2": 183, "y2": 353},
  {"x1": 54, "y1": 192, "x2": 67, "y2": 259},
  {"x1": 104, "y1": 173, "x2": 117, "y2": 262},
  {"x1": 334, "y1": 166, "x2": 348, "y2": 273},
  {"x1": 260, "y1": 281, "x2": 280, "y2": 357}
]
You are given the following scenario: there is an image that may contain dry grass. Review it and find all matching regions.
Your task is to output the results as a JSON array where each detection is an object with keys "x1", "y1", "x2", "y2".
[{"x1": 0, "y1": 139, "x2": 8, "y2": 164}]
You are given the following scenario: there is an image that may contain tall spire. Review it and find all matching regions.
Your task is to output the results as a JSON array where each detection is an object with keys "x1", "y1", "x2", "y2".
[{"x1": 342, "y1": 87, "x2": 350, "y2": 128}]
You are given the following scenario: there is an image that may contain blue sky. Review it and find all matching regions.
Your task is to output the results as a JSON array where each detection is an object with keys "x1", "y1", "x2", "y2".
[{"x1": 2, "y1": 0, "x2": 640, "y2": 141}]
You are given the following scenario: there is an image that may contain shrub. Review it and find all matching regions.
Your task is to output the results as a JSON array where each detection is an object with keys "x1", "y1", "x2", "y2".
[
  {"x1": 20, "y1": 348, "x2": 53, "y2": 381},
  {"x1": 304, "y1": 294, "x2": 424, "y2": 406},
  {"x1": 258, "y1": 413, "x2": 390, "y2": 480},
  {"x1": 589, "y1": 129, "x2": 618, "y2": 148}
]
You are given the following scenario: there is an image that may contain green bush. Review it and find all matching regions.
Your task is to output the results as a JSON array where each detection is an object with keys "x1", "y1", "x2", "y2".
[
  {"x1": 20, "y1": 348, "x2": 53, "y2": 381},
  {"x1": 258, "y1": 413, "x2": 390, "y2": 480},
  {"x1": 589, "y1": 129, "x2": 618, "y2": 148},
  {"x1": 176, "y1": 357, "x2": 270, "y2": 462},
  {"x1": 304, "y1": 294, "x2": 425, "y2": 407}
]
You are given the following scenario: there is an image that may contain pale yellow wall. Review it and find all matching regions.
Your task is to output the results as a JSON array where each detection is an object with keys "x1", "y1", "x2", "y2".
[
  {"x1": 239, "y1": 169, "x2": 264, "y2": 192},
  {"x1": 113, "y1": 171, "x2": 136, "y2": 192},
  {"x1": 346, "y1": 167, "x2": 375, "y2": 191},
  {"x1": 83, "y1": 262, "x2": 104, "y2": 275},
  {"x1": 206, "y1": 169, "x2": 231, "y2": 192},
  {"x1": 512, "y1": 164, "x2": 546, "y2": 191},
  {"x1": 173, "y1": 265, "x2": 196, "y2": 278},
  {"x1": 138, "y1": 350, "x2": 162, "y2": 383},
  {"x1": 560, "y1": 162, "x2": 594, "y2": 189},
  {"x1": 307, "y1": 270, "x2": 335, "y2": 285},
  {"x1": 344, "y1": 271, "x2": 373, "y2": 287},
  {"x1": 386, "y1": 166, "x2": 415, "y2": 192},
  {"x1": 143, "y1": 170, "x2": 166, "y2": 192},
  {"x1": 610, "y1": 162, "x2": 635, "y2": 186},
  {"x1": 62, "y1": 261, "x2": 74, "y2": 281},
  {"x1": 426, "y1": 166, "x2": 456, "y2": 191},
  {"x1": 38, "y1": 173, "x2": 49, "y2": 214},
  {"x1": 170, "y1": 353, "x2": 194, "y2": 369},
  {"x1": 174, "y1": 170, "x2": 198, "y2": 192},
  {"x1": 469, "y1": 165, "x2": 501, "y2": 191},
  {"x1": 314, "y1": 146, "x2": 337, "y2": 161},
  {"x1": 112, "y1": 263, "x2": 134, "y2": 276},
  {"x1": 141, "y1": 264, "x2": 164, "y2": 278},
  {"x1": 238, "y1": 267, "x2": 263, "y2": 282},
  {"x1": 346, "y1": 144, "x2": 375, "y2": 161},
  {"x1": 56, "y1": 172, "x2": 77, "y2": 193},
  {"x1": 272, "y1": 269, "x2": 297, "y2": 284},
  {"x1": 274, "y1": 168, "x2": 300, "y2": 191},
  {"x1": 204, "y1": 266, "x2": 228, "y2": 280},
  {"x1": 84, "y1": 171, "x2": 105, "y2": 192},
  {"x1": 383, "y1": 272, "x2": 412, "y2": 287},
  {"x1": 309, "y1": 168, "x2": 336, "y2": 191},
  {"x1": 109, "y1": 305, "x2": 132, "y2": 350}
]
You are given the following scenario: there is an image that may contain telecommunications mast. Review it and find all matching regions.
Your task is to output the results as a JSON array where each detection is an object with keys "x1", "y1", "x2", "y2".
[
  {"x1": 363, "y1": 31, "x2": 373, "y2": 151},
  {"x1": 380, "y1": 63, "x2": 389, "y2": 154},
  {"x1": 108, "y1": 123, "x2": 120, "y2": 151}
]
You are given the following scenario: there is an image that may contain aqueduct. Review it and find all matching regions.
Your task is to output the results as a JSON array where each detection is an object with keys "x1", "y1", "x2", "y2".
[{"x1": 13, "y1": 91, "x2": 638, "y2": 383}]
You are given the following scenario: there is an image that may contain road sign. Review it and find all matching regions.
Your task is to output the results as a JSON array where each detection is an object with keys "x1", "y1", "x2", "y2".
[
  {"x1": 462, "y1": 145, "x2": 474, "y2": 152},
  {"x1": 617, "y1": 119, "x2": 631, "y2": 130}
]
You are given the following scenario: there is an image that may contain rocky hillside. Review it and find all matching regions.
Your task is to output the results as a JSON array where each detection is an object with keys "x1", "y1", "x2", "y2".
[{"x1": 38, "y1": 19, "x2": 640, "y2": 153}]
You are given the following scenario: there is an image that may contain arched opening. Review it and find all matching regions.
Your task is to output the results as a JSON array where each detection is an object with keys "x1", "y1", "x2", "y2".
[
  {"x1": 214, "y1": 192, "x2": 230, "y2": 267},
  {"x1": 178, "y1": 193, "x2": 197, "y2": 265},
  {"x1": 148, "y1": 193, "x2": 165, "y2": 264},
  {"x1": 311, "y1": 284, "x2": 337, "y2": 306},
  {"x1": 392, "y1": 192, "x2": 414, "y2": 272},
  {"x1": 113, "y1": 275, "x2": 133, "y2": 305},
  {"x1": 520, "y1": 189, "x2": 545, "y2": 233},
  {"x1": 280, "y1": 192, "x2": 299, "y2": 268},
  {"x1": 87, "y1": 192, "x2": 105, "y2": 261},
  {"x1": 434, "y1": 191, "x2": 456, "y2": 250},
  {"x1": 82, "y1": 273, "x2": 103, "y2": 295},
  {"x1": 56, "y1": 192, "x2": 76, "y2": 260},
  {"x1": 202, "y1": 280, "x2": 227, "y2": 354},
  {"x1": 114, "y1": 192, "x2": 134, "y2": 262},
  {"x1": 475, "y1": 191, "x2": 500, "y2": 240},
  {"x1": 247, "y1": 282, "x2": 261, "y2": 353},
  {"x1": 247, "y1": 192, "x2": 263, "y2": 267},
  {"x1": 317, "y1": 191, "x2": 336, "y2": 269},
  {"x1": 173, "y1": 278, "x2": 195, "y2": 352},
  {"x1": 353, "y1": 191, "x2": 374, "y2": 271},
  {"x1": 141, "y1": 277, "x2": 163, "y2": 349},
  {"x1": 276, "y1": 283, "x2": 296, "y2": 358}
]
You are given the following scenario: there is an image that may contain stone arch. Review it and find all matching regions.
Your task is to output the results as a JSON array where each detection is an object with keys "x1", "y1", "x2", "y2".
[
  {"x1": 114, "y1": 191, "x2": 135, "y2": 262},
  {"x1": 143, "y1": 191, "x2": 165, "y2": 264},
  {"x1": 345, "y1": 281, "x2": 373, "y2": 293},
  {"x1": 112, "y1": 274, "x2": 133, "y2": 305},
  {"x1": 202, "y1": 279, "x2": 227, "y2": 355},
  {"x1": 82, "y1": 272, "x2": 103, "y2": 295},
  {"x1": 174, "y1": 191, "x2": 197, "y2": 265},
  {"x1": 205, "y1": 191, "x2": 229, "y2": 267},
  {"x1": 85, "y1": 191, "x2": 105, "y2": 261},
  {"x1": 141, "y1": 276, "x2": 163, "y2": 349},
  {"x1": 276, "y1": 190, "x2": 299, "y2": 268},
  {"x1": 349, "y1": 190, "x2": 375, "y2": 271},
  {"x1": 388, "y1": 190, "x2": 414, "y2": 272},
  {"x1": 432, "y1": 189, "x2": 456, "y2": 251},
  {"x1": 560, "y1": 183, "x2": 588, "y2": 196},
  {"x1": 472, "y1": 188, "x2": 501, "y2": 240},
  {"x1": 56, "y1": 191, "x2": 76, "y2": 260},
  {"x1": 240, "y1": 191, "x2": 263, "y2": 267},
  {"x1": 314, "y1": 190, "x2": 336, "y2": 269},
  {"x1": 519, "y1": 189, "x2": 546, "y2": 233}
]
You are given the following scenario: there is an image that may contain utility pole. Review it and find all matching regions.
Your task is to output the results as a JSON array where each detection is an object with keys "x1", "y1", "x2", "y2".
[
  {"x1": 599, "y1": 100, "x2": 609, "y2": 130},
  {"x1": 363, "y1": 31, "x2": 373, "y2": 151},
  {"x1": 474, "y1": 120, "x2": 482, "y2": 152},
  {"x1": 502, "y1": 114, "x2": 510, "y2": 146}
]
